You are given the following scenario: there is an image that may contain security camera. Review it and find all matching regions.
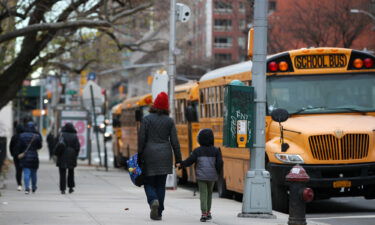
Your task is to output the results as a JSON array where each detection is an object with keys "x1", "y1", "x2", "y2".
[{"x1": 176, "y1": 3, "x2": 191, "y2": 23}]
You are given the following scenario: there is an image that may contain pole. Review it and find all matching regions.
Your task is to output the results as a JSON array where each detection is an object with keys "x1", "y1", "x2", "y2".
[
  {"x1": 168, "y1": 0, "x2": 176, "y2": 120},
  {"x1": 39, "y1": 80, "x2": 44, "y2": 134},
  {"x1": 239, "y1": 0, "x2": 274, "y2": 217},
  {"x1": 90, "y1": 85, "x2": 102, "y2": 166},
  {"x1": 103, "y1": 90, "x2": 108, "y2": 171}
]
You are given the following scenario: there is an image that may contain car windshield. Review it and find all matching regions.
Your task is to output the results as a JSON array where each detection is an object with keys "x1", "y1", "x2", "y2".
[{"x1": 267, "y1": 73, "x2": 375, "y2": 114}]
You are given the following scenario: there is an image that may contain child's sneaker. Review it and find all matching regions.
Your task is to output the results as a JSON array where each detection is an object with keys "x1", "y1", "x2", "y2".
[
  {"x1": 207, "y1": 212, "x2": 212, "y2": 220},
  {"x1": 17, "y1": 185, "x2": 22, "y2": 191},
  {"x1": 25, "y1": 189, "x2": 30, "y2": 195},
  {"x1": 200, "y1": 213, "x2": 208, "y2": 222}
]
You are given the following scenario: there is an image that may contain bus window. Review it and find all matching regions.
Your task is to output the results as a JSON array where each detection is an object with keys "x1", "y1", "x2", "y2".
[{"x1": 267, "y1": 73, "x2": 375, "y2": 114}]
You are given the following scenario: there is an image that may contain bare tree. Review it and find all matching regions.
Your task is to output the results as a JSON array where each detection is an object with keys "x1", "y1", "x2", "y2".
[
  {"x1": 0, "y1": 0, "x2": 154, "y2": 109},
  {"x1": 267, "y1": 0, "x2": 372, "y2": 53}
]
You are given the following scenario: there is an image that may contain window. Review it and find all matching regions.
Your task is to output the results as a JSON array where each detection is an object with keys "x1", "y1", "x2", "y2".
[
  {"x1": 199, "y1": 86, "x2": 225, "y2": 118},
  {"x1": 214, "y1": 37, "x2": 233, "y2": 48},
  {"x1": 239, "y1": 20, "x2": 246, "y2": 30},
  {"x1": 214, "y1": 1, "x2": 232, "y2": 13},
  {"x1": 215, "y1": 53, "x2": 232, "y2": 61},
  {"x1": 238, "y1": 37, "x2": 246, "y2": 48},
  {"x1": 239, "y1": 2, "x2": 246, "y2": 13},
  {"x1": 175, "y1": 99, "x2": 187, "y2": 124},
  {"x1": 214, "y1": 19, "x2": 232, "y2": 31},
  {"x1": 269, "y1": 1, "x2": 277, "y2": 12}
]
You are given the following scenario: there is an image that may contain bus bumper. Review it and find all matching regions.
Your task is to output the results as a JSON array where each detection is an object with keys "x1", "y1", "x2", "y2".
[{"x1": 267, "y1": 162, "x2": 375, "y2": 198}]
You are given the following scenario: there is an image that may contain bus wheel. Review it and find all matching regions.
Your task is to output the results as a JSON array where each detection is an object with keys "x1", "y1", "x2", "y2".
[
  {"x1": 271, "y1": 180, "x2": 289, "y2": 213},
  {"x1": 217, "y1": 174, "x2": 231, "y2": 198}
]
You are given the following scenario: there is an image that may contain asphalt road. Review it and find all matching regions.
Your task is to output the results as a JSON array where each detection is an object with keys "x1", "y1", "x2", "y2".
[{"x1": 306, "y1": 197, "x2": 375, "y2": 225}]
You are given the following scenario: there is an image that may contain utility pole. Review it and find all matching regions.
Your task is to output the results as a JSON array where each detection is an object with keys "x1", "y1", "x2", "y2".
[
  {"x1": 168, "y1": 0, "x2": 177, "y2": 120},
  {"x1": 238, "y1": 0, "x2": 274, "y2": 218}
]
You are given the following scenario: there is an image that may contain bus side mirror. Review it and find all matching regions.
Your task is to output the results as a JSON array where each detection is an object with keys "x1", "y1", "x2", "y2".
[
  {"x1": 185, "y1": 105, "x2": 198, "y2": 122},
  {"x1": 271, "y1": 108, "x2": 289, "y2": 122},
  {"x1": 135, "y1": 109, "x2": 142, "y2": 122},
  {"x1": 271, "y1": 108, "x2": 290, "y2": 152}
]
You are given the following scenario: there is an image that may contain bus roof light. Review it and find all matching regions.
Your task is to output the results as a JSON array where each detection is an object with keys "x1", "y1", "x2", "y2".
[
  {"x1": 278, "y1": 61, "x2": 289, "y2": 71},
  {"x1": 363, "y1": 58, "x2": 374, "y2": 68},
  {"x1": 268, "y1": 61, "x2": 278, "y2": 72},
  {"x1": 353, "y1": 58, "x2": 363, "y2": 69}
]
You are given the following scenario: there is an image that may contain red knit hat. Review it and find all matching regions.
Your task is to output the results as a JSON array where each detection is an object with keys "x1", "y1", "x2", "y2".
[{"x1": 153, "y1": 92, "x2": 169, "y2": 110}]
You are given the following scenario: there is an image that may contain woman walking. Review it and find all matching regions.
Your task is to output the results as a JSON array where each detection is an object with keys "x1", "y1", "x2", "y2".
[
  {"x1": 54, "y1": 123, "x2": 80, "y2": 194},
  {"x1": 138, "y1": 92, "x2": 182, "y2": 220},
  {"x1": 9, "y1": 124, "x2": 24, "y2": 191},
  {"x1": 17, "y1": 122, "x2": 42, "y2": 194}
]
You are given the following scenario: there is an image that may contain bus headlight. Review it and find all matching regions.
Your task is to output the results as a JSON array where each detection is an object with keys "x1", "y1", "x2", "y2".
[{"x1": 275, "y1": 154, "x2": 304, "y2": 164}]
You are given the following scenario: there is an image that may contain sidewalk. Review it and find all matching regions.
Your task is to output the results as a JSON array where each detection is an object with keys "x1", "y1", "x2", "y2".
[{"x1": 0, "y1": 148, "x2": 323, "y2": 225}]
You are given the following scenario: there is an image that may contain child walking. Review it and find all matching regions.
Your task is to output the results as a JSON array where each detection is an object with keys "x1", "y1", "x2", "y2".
[{"x1": 177, "y1": 128, "x2": 223, "y2": 222}]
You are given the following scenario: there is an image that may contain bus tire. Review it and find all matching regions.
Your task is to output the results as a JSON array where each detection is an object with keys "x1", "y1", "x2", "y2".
[
  {"x1": 271, "y1": 180, "x2": 289, "y2": 213},
  {"x1": 217, "y1": 174, "x2": 231, "y2": 198}
]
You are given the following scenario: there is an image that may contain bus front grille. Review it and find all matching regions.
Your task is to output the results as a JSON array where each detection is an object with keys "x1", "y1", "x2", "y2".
[{"x1": 308, "y1": 134, "x2": 369, "y2": 160}]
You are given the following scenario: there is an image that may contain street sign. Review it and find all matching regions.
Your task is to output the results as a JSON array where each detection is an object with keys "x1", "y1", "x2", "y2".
[
  {"x1": 151, "y1": 70, "x2": 169, "y2": 101},
  {"x1": 82, "y1": 81, "x2": 104, "y2": 113},
  {"x1": 87, "y1": 72, "x2": 96, "y2": 81}
]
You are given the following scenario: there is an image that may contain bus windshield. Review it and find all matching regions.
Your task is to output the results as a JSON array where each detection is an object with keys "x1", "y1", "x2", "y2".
[{"x1": 267, "y1": 73, "x2": 375, "y2": 114}]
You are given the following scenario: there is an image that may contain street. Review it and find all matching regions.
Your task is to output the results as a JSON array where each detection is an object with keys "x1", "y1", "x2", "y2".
[
  {"x1": 306, "y1": 197, "x2": 375, "y2": 225},
  {"x1": 1, "y1": 147, "x2": 295, "y2": 225}
]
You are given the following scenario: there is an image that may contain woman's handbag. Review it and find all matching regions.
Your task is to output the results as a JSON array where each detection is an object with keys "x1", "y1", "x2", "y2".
[
  {"x1": 127, "y1": 153, "x2": 144, "y2": 187},
  {"x1": 18, "y1": 135, "x2": 36, "y2": 159}
]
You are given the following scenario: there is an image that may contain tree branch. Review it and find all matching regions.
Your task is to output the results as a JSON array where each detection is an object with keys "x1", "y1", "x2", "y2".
[{"x1": 0, "y1": 20, "x2": 110, "y2": 43}]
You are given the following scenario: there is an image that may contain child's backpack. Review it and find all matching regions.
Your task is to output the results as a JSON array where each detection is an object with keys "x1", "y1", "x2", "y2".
[{"x1": 126, "y1": 154, "x2": 144, "y2": 187}]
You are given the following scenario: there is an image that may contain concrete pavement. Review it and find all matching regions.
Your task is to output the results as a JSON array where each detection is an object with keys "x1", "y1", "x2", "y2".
[{"x1": 0, "y1": 148, "x2": 325, "y2": 225}]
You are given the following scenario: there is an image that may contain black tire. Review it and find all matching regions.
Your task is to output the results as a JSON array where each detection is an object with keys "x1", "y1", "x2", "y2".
[
  {"x1": 217, "y1": 174, "x2": 232, "y2": 198},
  {"x1": 270, "y1": 173, "x2": 289, "y2": 213}
]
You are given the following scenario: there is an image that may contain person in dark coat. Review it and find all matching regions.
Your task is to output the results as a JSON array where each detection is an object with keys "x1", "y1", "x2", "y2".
[
  {"x1": 176, "y1": 128, "x2": 223, "y2": 222},
  {"x1": 9, "y1": 124, "x2": 24, "y2": 191},
  {"x1": 46, "y1": 130, "x2": 55, "y2": 160},
  {"x1": 16, "y1": 122, "x2": 42, "y2": 194},
  {"x1": 138, "y1": 92, "x2": 182, "y2": 220},
  {"x1": 54, "y1": 123, "x2": 80, "y2": 194}
]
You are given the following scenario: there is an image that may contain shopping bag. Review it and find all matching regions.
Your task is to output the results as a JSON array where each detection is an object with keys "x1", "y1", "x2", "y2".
[
  {"x1": 166, "y1": 167, "x2": 177, "y2": 189},
  {"x1": 127, "y1": 154, "x2": 144, "y2": 187}
]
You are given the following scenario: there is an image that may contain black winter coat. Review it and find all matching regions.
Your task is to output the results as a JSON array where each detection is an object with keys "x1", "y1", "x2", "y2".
[
  {"x1": 55, "y1": 123, "x2": 80, "y2": 169},
  {"x1": 180, "y1": 129, "x2": 223, "y2": 181},
  {"x1": 9, "y1": 124, "x2": 24, "y2": 158},
  {"x1": 17, "y1": 123, "x2": 42, "y2": 169},
  {"x1": 138, "y1": 113, "x2": 182, "y2": 176}
]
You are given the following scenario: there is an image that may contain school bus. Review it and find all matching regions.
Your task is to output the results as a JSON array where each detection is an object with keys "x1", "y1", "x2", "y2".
[
  {"x1": 116, "y1": 94, "x2": 153, "y2": 166},
  {"x1": 173, "y1": 81, "x2": 200, "y2": 183},
  {"x1": 197, "y1": 47, "x2": 375, "y2": 212},
  {"x1": 111, "y1": 103, "x2": 123, "y2": 167}
]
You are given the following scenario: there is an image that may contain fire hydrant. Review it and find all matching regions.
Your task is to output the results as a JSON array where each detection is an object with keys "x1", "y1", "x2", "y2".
[{"x1": 286, "y1": 164, "x2": 314, "y2": 225}]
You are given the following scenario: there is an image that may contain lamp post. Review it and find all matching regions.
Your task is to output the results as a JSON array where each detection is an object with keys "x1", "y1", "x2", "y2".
[{"x1": 350, "y1": 9, "x2": 375, "y2": 21}]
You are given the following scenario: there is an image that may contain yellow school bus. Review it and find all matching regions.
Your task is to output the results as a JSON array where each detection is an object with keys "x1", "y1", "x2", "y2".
[
  {"x1": 117, "y1": 94, "x2": 152, "y2": 165},
  {"x1": 111, "y1": 103, "x2": 123, "y2": 167},
  {"x1": 173, "y1": 81, "x2": 200, "y2": 183},
  {"x1": 197, "y1": 47, "x2": 375, "y2": 212}
]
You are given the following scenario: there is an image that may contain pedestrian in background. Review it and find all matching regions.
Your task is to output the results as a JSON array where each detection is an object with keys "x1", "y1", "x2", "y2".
[
  {"x1": 176, "y1": 128, "x2": 223, "y2": 222},
  {"x1": 46, "y1": 129, "x2": 55, "y2": 161},
  {"x1": 9, "y1": 124, "x2": 24, "y2": 191},
  {"x1": 138, "y1": 92, "x2": 182, "y2": 221},
  {"x1": 17, "y1": 122, "x2": 42, "y2": 194},
  {"x1": 54, "y1": 123, "x2": 80, "y2": 194}
]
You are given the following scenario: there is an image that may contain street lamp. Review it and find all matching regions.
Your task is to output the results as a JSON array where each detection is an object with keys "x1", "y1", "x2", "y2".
[{"x1": 350, "y1": 9, "x2": 375, "y2": 21}]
